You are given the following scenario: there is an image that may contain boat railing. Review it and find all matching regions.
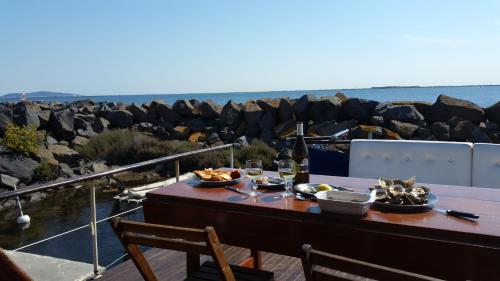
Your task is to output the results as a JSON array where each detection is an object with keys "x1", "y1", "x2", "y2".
[{"x1": 0, "y1": 143, "x2": 235, "y2": 279}]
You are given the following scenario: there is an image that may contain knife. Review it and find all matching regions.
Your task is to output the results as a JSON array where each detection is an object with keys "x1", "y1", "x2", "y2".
[
  {"x1": 434, "y1": 208, "x2": 479, "y2": 220},
  {"x1": 225, "y1": 187, "x2": 250, "y2": 196}
]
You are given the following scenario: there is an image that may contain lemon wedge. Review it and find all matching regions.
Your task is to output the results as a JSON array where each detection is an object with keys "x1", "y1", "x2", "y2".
[{"x1": 317, "y1": 184, "x2": 333, "y2": 191}]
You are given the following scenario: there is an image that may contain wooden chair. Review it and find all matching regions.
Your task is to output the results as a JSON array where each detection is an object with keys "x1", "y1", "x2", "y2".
[
  {"x1": 300, "y1": 244, "x2": 442, "y2": 281},
  {"x1": 0, "y1": 248, "x2": 33, "y2": 281},
  {"x1": 112, "y1": 218, "x2": 274, "y2": 281}
]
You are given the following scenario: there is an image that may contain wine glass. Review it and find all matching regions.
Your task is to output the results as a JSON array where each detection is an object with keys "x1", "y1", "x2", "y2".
[
  {"x1": 278, "y1": 159, "x2": 296, "y2": 197},
  {"x1": 245, "y1": 160, "x2": 263, "y2": 197}
]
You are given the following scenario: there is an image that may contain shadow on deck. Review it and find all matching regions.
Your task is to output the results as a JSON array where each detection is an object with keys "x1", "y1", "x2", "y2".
[{"x1": 100, "y1": 245, "x2": 304, "y2": 281}]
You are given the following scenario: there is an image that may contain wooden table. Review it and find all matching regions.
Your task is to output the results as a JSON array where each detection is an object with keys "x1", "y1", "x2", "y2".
[{"x1": 144, "y1": 173, "x2": 500, "y2": 280}]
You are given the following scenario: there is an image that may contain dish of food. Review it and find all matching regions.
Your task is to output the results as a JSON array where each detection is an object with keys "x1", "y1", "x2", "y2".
[
  {"x1": 194, "y1": 168, "x2": 241, "y2": 186},
  {"x1": 252, "y1": 176, "x2": 285, "y2": 188},
  {"x1": 294, "y1": 183, "x2": 353, "y2": 195},
  {"x1": 369, "y1": 177, "x2": 438, "y2": 211}
]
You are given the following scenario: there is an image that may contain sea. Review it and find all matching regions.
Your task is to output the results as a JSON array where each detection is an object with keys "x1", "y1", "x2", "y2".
[{"x1": 2, "y1": 85, "x2": 500, "y2": 107}]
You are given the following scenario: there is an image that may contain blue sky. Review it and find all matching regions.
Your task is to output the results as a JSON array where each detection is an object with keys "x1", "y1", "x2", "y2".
[{"x1": 1, "y1": 0, "x2": 500, "y2": 95}]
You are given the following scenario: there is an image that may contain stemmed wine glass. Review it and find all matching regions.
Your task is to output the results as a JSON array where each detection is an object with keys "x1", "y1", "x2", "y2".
[
  {"x1": 245, "y1": 160, "x2": 263, "y2": 197},
  {"x1": 278, "y1": 159, "x2": 296, "y2": 197}
]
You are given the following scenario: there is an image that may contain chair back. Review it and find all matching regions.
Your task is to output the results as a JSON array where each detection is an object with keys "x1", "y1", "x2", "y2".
[
  {"x1": 349, "y1": 139, "x2": 473, "y2": 186},
  {"x1": 300, "y1": 244, "x2": 442, "y2": 281},
  {"x1": 0, "y1": 248, "x2": 33, "y2": 281},
  {"x1": 112, "y1": 217, "x2": 235, "y2": 281}
]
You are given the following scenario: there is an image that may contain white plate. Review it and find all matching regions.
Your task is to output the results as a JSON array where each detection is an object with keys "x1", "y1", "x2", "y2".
[
  {"x1": 315, "y1": 190, "x2": 376, "y2": 216},
  {"x1": 198, "y1": 178, "x2": 241, "y2": 186}
]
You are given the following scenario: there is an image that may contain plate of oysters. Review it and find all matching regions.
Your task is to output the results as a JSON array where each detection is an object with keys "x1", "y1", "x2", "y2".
[
  {"x1": 369, "y1": 176, "x2": 438, "y2": 211},
  {"x1": 193, "y1": 168, "x2": 242, "y2": 186}
]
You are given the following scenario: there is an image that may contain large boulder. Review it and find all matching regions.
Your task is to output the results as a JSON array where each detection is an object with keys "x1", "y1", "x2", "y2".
[
  {"x1": 273, "y1": 120, "x2": 296, "y2": 140},
  {"x1": 172, "y1": 126, "x2": 190, "y2": 140},
  {"x1": 220, "y1": 101, "x2": 243, "y2": 127},
  {"x1": 391, "y1": 101, "x2": 432, "y2": 119},
  {"x1": 340, "y1": 98, "x2": 378, "y2": 124},
  {"x1": 293, "y1": 94, "x2": 317, "y2": 122},
  {"x1": 185, "y1": 118, "x2": 206, "y2": 133},
  {"x1": 173, "y1": 99, "x2": 195, "y2": 117},
  {"x1": 106, "y1": 110, "x2": 133, "y2": 128},
  {"x1": 0, "y1": 105, "x2": 13, "y2": 135},
  {"x1": 388, "y1": 120, "x2": 419, "y2": 139},
  {"x1": 258, "y1": 111, "x2": 276, "y2": 131},
  {"x1": 242, "y1": 100, "x2": 263, "y2": 124},
  {"x1": 126, "y1": 104, "x2": 147, "y2": 123},
  {"x1": 194, "y1": 100, "x2": 221, "y2": 119},
  {"x1": 150, "y1": 100, "x2": 181, "y2": 124},
  {"x1": 450, "y1": 120, "x2": 474, "y2": 141},
  {"x1": 92, "y1": 117, "x2": 110, "y2": 133},
  {"x1": 278, "y1": 99, "x2": 294, "y2": 122},
  {"x1": 429, "y1": 94, "x2": 484, "y2": 123},
  {"x1": 13, "y1": 101, "x2": 41, "y2": 128},
  {"x1": 0, "y1": 153, "x2": 39, "y2": 183},
  {"x1": 486, "y1": 101, "x2": 500, "y2": 124},
  {"x1": 47, "y1": 144, "x2": 83, "y2": 166},
  {"x1": 0, "y1": 174, "x2": 20, "y2": 190},
  {"x1": 471, "y1": 127, "x2": 491, "y2": 143},
  {"x1": 49, "y1": 109, "x2": 76, "y2": 141},
  {"x1": 432, "y1": 122, "x2": 450, "y2": 141},
  {"x1": 38, "y1": 110, "x2": 51, "y2": 130},
  {"x1": 309, "y1": 97, "x2": 342, "y2": 122},
  {"x1": 256, "y1": 99, "x2": 280, "y2": 116},
  {"x1": 380, "y1": 105, "x2": 424, "y2": 124},
  {"x1": 307, "y1": 120, "x2": 358, "y2": 136}
]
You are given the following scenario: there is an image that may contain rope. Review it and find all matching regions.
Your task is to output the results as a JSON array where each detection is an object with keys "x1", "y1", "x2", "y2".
[
  {"x1": 13, "y1": 205, "x2": 144, "y2": 251},
  {"x1": 104, "y1": 253, "x2": 129, "y2": 269}
]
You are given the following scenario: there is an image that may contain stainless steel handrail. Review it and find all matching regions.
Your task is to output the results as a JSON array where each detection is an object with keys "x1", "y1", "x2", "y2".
[{"x1": 1, "y1": 143, "x2": 235, "y2": 279}]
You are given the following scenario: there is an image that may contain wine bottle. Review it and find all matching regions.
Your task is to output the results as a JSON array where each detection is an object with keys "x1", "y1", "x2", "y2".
[{"x1": 292, "y1": 122, "x2": 310, "y2": 184}]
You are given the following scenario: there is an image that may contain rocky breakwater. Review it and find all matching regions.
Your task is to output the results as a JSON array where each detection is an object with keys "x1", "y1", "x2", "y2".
[{"x1": 0, "y1": 93, "x2": 500, "y2": 204}]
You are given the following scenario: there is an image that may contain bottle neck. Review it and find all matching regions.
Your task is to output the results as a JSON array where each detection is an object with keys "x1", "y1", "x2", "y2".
[{"x1": 296, "y1": 123, "x2": 304, "y2": 136}]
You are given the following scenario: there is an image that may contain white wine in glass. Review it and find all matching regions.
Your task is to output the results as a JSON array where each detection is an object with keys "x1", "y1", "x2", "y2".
[
  {"x1": 245, "y1": 160, "x2": 263, "y2": 196},
  {"x1": 278, "y1": 159, "x2": 296, "y2": 197}
]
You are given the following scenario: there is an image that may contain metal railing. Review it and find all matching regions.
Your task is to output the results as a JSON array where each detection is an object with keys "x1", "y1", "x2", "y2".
[{"x1": 1, "y1": 143, "x2": 235, "y2": 279}]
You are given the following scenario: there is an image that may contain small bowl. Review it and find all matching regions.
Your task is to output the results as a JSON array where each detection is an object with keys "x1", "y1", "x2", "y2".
[{"x1": 315, "y1": 190, "x2": 376, "y2": 216}]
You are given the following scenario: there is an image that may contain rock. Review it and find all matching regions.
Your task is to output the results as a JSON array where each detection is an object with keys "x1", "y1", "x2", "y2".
[
  {"x1": 260, "y1": 129, "x2": 274, "y2": 143},
  {"x1": 46, "y1": 135, "x2": 58, "y2": 145},
  {"x1": 58, "y1": 163, "x2": 75, "y2": 178},
  {"x1": 489, "y1": 132, "x2": 500, "y2": 143},
  {"x1": 450, "y1": 120, "x2": 474, "y2": 141},
  {"x1": 273, "y1": 120, "x2": 296, "y2": 140},
  {"x1": 293, "y1": 94, "x2": 317, "y2": 122},
  {"x1": 150, "y1": 100, "x2": 181, "y2": 124},
  {"x1": 341, "y1": 98, "x2": 378, "y2": 124},
  {"x1": 258, "y1": 111, "x2": 276, "y2": 131},
  {"x1": 188, "y1": 132, "x2": 206, "y2": 143},
  {"x1": 277, "y1": 99, "x2": 294, "y2": 123},
  {"x1": 185, "y1": 118, "x2": 206, "y2": 133},
  {"x1": 370, "y1": 115, "x2": 385, "y2": 126},
  {"x1": 47, "y1": 144, "x2": 83, "y2": 166},
  {"x1": 382, "y1": 128, "x2": 402, "y2": 140},
  {"x1": 349, "y1": 125, "x2": 383, "y2": 139},
  {"x1": 92, "y1": 117, "x2": 110, "y2": 133},
  {"x1": 220, "y1": 101, "x2": 243, "y2": 127},
  {"x1": 0, "y1": 153, "x2": 39, "y2": 183},
  {"x1": 242, "y1": 100, "x2": 263, "y2": 124},
  {"x1": 95, "y1": 104, "x2": 111, "y2": 117},
  {"x1": 335, "y1": 92, "x2": 349, "y2": 102},
  {"x1": 106, "y1": 110, "x2": 133, "y2": 128},
  {"x1": 72, "y1": 136, "x2": 89, "y2": 147},
  {"x1": 486, "y1": 101, "x2": 500, "y2": 124},
  {"x1": 219, "y1": 127, "x2": 236, "y2": 143},
  {"x1": 38, "y1": 110, "x2": 51, "y2": 129},
  {"x1": 416, "y1": 127, "x2": 432, "y2": 139},
  {"x1": 13, "y1": 101, "x2": 41, "y2": 128},
  {"x1": 256, "y1": 99, "x2": 280, "y2": 115},
  {"x1": 0, "y1": 174, "x2": 20, "y2": 189},
  {"x1": 173, "y1": 99, "x2": 195, "y2": 117},
  {"x1": 234, "y1": 136, "x2": 249, "y2": 147},
  {"x1": 308, "y1": 120, "x2": 358, "y2": 136},
  {"x1": 309, "y1": 97, "x2": 342, "y2": 122},
  {"x1": 153, "y1": 126, "x2": 170, "y2": 140},
  {"x1": 482, "y1": 121, "x2": 499, "y2": 132},
  {"x1": 471, "y1": 127, "x2": 491, "y2": 143},
  {"x1": 0, "y1": 111, "x2": 12, "y2": 135},
  {"x1": 429, "y1": 94, "x2": 484, "y2": 123},
  {"x1": 33, "y1": 147, "x2": 58, "y2": 165},
  {"x1": 380, "y1": 105, "x2": 424, "y2": 123},
  {"x1": 194, "y1": 100, "x2": 222, "y2": 119},
  {"x1": 137, "y1": 122, "x2": 154, "y2": 132},
  {"x1": 432, "y1": 122, "x2": 450, "y2": 141},
  {"x1": 388, "y1": 120, "x2": 419, "y2": 139},
  {"x1": 126, "y1": 104, "x2": 147, "y2": 123},
  {"x1": 49, "y1": 109, "x2": 76, "y2": 141},
  {"x1": 391, "y1": 101, "x2": 432, "y2": 118},
  {"x1": 206, "y1": 133, "x2": 222, "y2": 146},
  {"x1": 244, "y1": 123, "x2": 261, "y2": 137},
  {"x1": 90, "y1": 162, "x2": 109, "y2": 173},
  {"x1": 172, "y1": 126, "x2": 190, "y2": 140}
]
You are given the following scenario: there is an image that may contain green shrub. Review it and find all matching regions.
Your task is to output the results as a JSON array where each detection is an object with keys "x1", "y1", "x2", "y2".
[
  {"x1": 34, "y1": 160, "x2": 59, "y2": 181},
  {"x1": 2, "y1": 123, "x2": 45, "y2": 156},
  {"x1": 76, "y1": 129, "x2": 135, "y2": 164},
  {"x1": 236, "y1": 139, "x2": 277, "y2": 169}
]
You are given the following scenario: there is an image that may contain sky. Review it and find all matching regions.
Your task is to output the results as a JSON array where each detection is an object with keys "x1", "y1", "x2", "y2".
[{"x1": 1, "y1": 0, "x2": 500, "y2": 95}]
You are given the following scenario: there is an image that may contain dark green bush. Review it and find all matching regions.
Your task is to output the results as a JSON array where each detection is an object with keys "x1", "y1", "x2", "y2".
[
  {"x1": 236, "y1": 139, "x2": 276, "y2": 169},
  {"x1": 34, "y1": 160, "x2": 59, "y2": 181},
  {"x1": 76, "y1": 129, "x2": 135, "y2": 164}
]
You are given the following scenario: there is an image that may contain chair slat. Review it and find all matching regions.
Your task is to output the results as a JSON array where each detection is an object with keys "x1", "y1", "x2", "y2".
[
  {"x1": 117, "y1": 219, "x2": 207, "y2": 242},
  {"x1": 124, "y1": 233, "x2": 211, "y2": 255}
]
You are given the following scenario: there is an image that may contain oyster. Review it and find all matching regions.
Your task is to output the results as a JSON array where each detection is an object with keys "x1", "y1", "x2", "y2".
[{"x1": 370, "y1": 176, "x2": 430, "y2": 205}]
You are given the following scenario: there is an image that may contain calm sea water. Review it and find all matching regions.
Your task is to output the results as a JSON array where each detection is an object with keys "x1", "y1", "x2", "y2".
[{"x1": 2, "y1": 86, "x2": 500, "y2": 107}]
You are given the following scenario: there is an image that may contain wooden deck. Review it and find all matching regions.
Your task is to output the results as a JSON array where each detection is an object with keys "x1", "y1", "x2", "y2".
[{"x1": 100, "y1": 245, "x2": 305, "y2": 281}]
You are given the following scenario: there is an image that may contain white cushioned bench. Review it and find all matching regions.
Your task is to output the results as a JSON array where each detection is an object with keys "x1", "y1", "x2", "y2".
[
  {"x1": 472, "y1": 143, "x2": 500, "y2": 188},
  {"x1": 349, "y1": 139, "x2": 473, "y2": 186}
]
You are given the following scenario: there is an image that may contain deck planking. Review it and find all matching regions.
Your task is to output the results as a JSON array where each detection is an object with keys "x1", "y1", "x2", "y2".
[{"x1": 100, "y1": 245, "x2": 305, "y2": 281}]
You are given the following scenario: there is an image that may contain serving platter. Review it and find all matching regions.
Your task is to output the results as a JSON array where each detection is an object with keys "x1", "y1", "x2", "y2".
[
  {"x1": 252, "y1": 177, "x2": 285, "y2": 189},
  {"x1": 198, "y1": 178, "x2": 241, "y2": 187},
  {"x1": 371, "y1": 193, "x2": 439, "y2": 212}
]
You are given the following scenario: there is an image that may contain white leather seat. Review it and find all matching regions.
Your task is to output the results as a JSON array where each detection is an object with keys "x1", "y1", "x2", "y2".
[
  {"x1": 472, "y1": 143, "x2": 500, "y2": 188},
  {"x1": 349, "y1": 139, "x2": 473, "y2": 186}
]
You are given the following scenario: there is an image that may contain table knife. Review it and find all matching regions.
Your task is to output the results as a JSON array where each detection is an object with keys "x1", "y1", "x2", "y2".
[
  {"x1": 225, "y1": 187, "x2": 250, "y2": 196},
  {"x1": 434, "y1": 208, "x2": 479, "y2": 220}
]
